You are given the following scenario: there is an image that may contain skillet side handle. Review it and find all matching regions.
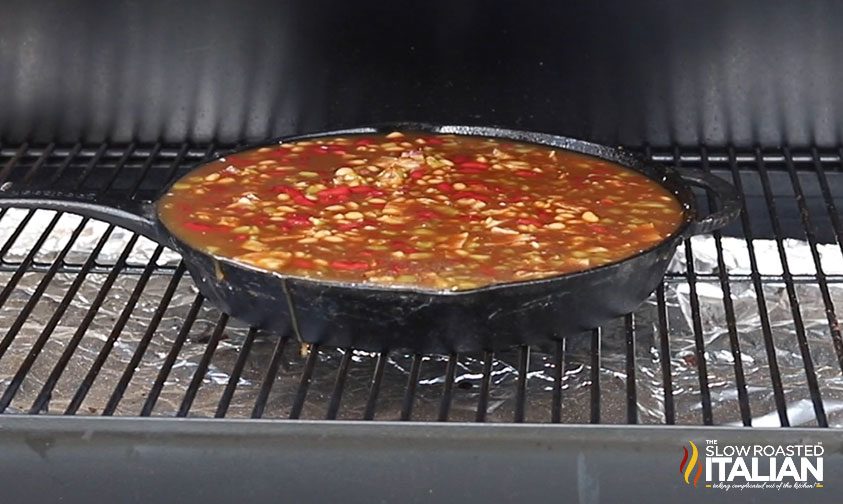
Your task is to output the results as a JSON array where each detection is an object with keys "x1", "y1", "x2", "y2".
[
  {"x1": 678, "y1": 169, "x2": 742, "y2": 236},
  {"x1": 0, "y1": 187, "x2": 164, "y2": 243}
]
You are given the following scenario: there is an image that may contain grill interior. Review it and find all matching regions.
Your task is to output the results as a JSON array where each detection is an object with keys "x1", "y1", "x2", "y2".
[{"x1": 0, "y1": 142, "x2": 841, "y2": 426}]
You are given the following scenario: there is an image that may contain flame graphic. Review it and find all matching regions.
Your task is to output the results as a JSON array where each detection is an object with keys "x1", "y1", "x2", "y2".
[{"x1": 679, "y1": 441, "x2": 702, "y2": 487}]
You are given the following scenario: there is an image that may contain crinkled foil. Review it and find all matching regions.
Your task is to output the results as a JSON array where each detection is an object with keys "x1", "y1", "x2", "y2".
[{"x1": 1, "y1": 209, "x2": 842, "y2": 426}]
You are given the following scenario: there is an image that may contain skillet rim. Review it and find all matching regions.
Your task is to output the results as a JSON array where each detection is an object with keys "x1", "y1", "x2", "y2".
[{"x1": 156, "y1": 123, "x2": 697, "y2": 296}]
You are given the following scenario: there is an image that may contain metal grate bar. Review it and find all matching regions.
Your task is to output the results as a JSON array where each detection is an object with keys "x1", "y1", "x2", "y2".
[
  {"x1": 177, "y1": 313, "x2": 229, "y2": 417},
  {"x1": 103, "y1": 263, "x2": 188, "y2": 416},
  {"x1": 725, "y1": 147, "x2": 789, "y2": 426},
  {"x1": 700, "y1": 147, "x2": 752, "y2": 426},
  {"x1": 325, "y1": 349, "x2": 354, "y2": 420},
  {"x1": 250, "y1": 334, "x2": 291, "y2": 419},
  {"x1": 0, "y1": 144, "x2": 65, "y2": 302},
  {"x1": 288, "y1": 345, "x2": 320, "y2": 420},
  {"x1": 139, "y1": 294, "x2": 205, "y2": 416},
  {"x1": 0, "y1": 143, "x2": 28, "y2": 183},
  {"x1": 437, "y1": 353, "x2": 458, "y2": 422},
  {"x1": 816, "y1": 148, "x2": 843, "y2": 370},
  {"x1": 399, "y1": 354, "x2": 423, "y2": 421},
  {"x1": 65, "y1": 246, "x2": 165, "y2": 415},
  {"x1": 25, "y1": 226, "x2": 132, "y2": 413},
  {"x1": 551, "y1": 341, "x2": 566, "y2": 423},
  {"x1": 821, "y1": 148, "x2": 843, "y2": 254},
  {"x1": 362, "y1": 351, "x2": 388, "y2": 420},
  {"x1": 43, "y1": 143, "x2": 82, "y2": 187},
  {"x1": 674, "y1": 147, "x2": 714, "y2": 425},
  {"x1": 475, "y1": 350, "x2": 494, "y2": 422},
  {"x1": 590, "y1": 328, "x2": 601, "y2": 424},
  {"x1": 655, "y1": 285, "x2": 675, "y2": 424},
  {"x1": 215, "y1": 328, "x2": 259, "y2": 418},
  {"x1": 97, "y1": 142, "x2": 137, "y2": 191},
  {"x1": 625, "y1": 314, "x2": 638, "y2": 424},
  {"x1": 0, "y1": 217, "x2": 90, "y2": 411},
  {"x1": 72, "y1": 143, "x2": 109, "y2": 188},
  {"x1": 514, "y1": 346, "x2": 529, "y2": 423},
  {"x1": 785, "y1": 148, "x2": 843, "y2": 376},
  {"x1": 0, "y1": 145, "x2": 78, "y2": 362},
  {"x1": 18, "y1": 143, "x2": 55, "y2": 185},
  {"x1": 754, "y1": 148, "x2": 827, "y2": 427}
]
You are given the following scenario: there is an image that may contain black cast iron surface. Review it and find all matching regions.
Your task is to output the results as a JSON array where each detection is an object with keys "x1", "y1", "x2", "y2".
[
  {"x1": 0, "y1": 125, "x2": 740, "y2": 353},
  {"x1": 0, "y1": 141, "x2": 839, "y2": 428}
]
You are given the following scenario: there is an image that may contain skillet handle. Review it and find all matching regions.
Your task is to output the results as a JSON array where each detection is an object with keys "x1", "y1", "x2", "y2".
[
  {"x1": 0, "y1": 186, "x2": 165, "y2": 243},
  {"x1": 678, "y1": 169, "x2": 742, "y2": 236}
]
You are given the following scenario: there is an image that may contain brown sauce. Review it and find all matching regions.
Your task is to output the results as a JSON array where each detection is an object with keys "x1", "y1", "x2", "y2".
[{"x1": 158, "y1": 132, "x2": 684, "y2": 290}]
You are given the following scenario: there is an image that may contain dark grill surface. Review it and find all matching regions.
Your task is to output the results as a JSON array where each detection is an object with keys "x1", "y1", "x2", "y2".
[{"x1": 0, "y1": 142, "x2": 841, "y2": 426}]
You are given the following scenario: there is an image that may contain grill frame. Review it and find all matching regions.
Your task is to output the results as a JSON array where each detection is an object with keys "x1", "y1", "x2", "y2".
[
  {"x1": 0, "y1": 141, "x2": 840, "y2": 427},
  {"x1": 0, "y1": 416, "x2": 840, "y2": 503}
]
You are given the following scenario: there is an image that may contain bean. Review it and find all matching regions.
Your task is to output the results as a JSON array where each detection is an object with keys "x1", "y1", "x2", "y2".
[{"x1": 582, "y1": 211, "x2": 600, "y2": 222}]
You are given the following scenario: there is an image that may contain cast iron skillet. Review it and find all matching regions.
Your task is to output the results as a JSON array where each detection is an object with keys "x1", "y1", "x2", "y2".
[{"x1": 0, "y1": 124, "x2": 740, "y2": 353}]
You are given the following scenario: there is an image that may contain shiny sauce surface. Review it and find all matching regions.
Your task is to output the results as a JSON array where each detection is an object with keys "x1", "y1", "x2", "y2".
[{"x1": 158, "y1": 132, "x2": 684, "y2": 290}]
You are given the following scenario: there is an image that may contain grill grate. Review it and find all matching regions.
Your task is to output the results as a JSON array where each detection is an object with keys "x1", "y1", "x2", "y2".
[{"x1": 0, "y1": 142, "x2": 841, "y2": 426}]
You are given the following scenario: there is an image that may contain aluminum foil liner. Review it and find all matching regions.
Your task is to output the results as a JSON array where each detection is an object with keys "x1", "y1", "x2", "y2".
[{"x1": 1, "y1": 208, "x2": 842, "y2": 426}]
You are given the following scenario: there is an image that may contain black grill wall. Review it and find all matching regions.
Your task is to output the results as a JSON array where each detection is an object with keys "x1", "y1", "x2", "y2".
[{"x1": 1, "y1": 0, "x2": 841, "y2": 147}]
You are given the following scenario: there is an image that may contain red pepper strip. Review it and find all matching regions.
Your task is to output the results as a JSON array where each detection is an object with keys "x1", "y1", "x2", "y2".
[
  {"x1": 459, "y1": 161, "x2": 489, "y2": 171},
  {"x1": 286, "y1": 213, "x2": 313, "y2": 227},
  {"x1": 409, "y1": 169, "x2": 426, "y2": 180},
  {"x1": 270, "y1": 186, "x2": 316, "y2": 207},
  {"x1": 453, "y1": 191, "x2": 491, "y2": 202},
  {"x1": 599, "y1": 198, "x2": 616, "y2": 206},
  {"x1": 184, "y1": 221, "x2": 216, "y2": 232},
  {"x1": 354, "y1": 139, "x2": 373, "y2": 146},
  {"x1": 516, "y1": 218, "x2": 542, "y2": 226},
  {"x1": 291, "y1": 258, "x2": 314, "y2": 269},
  {"x1": 330, "y1": 260, "x2": 369, "y2": 271},
  {"x1": 337, "y1": 221, "x2": 363, "y2": 231},
  {"x1": 348, "y1": 185, "x2": 385, "y2": 197},
  {"x1": 514, "y1": 169, "x2": 538, "y2": 177},
  {"x1": 317, "y1": 186, "x2": 352, "y2": 203},
  {"x1": 435, "y1": 182, "x2": 452, "y2": 192}
]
